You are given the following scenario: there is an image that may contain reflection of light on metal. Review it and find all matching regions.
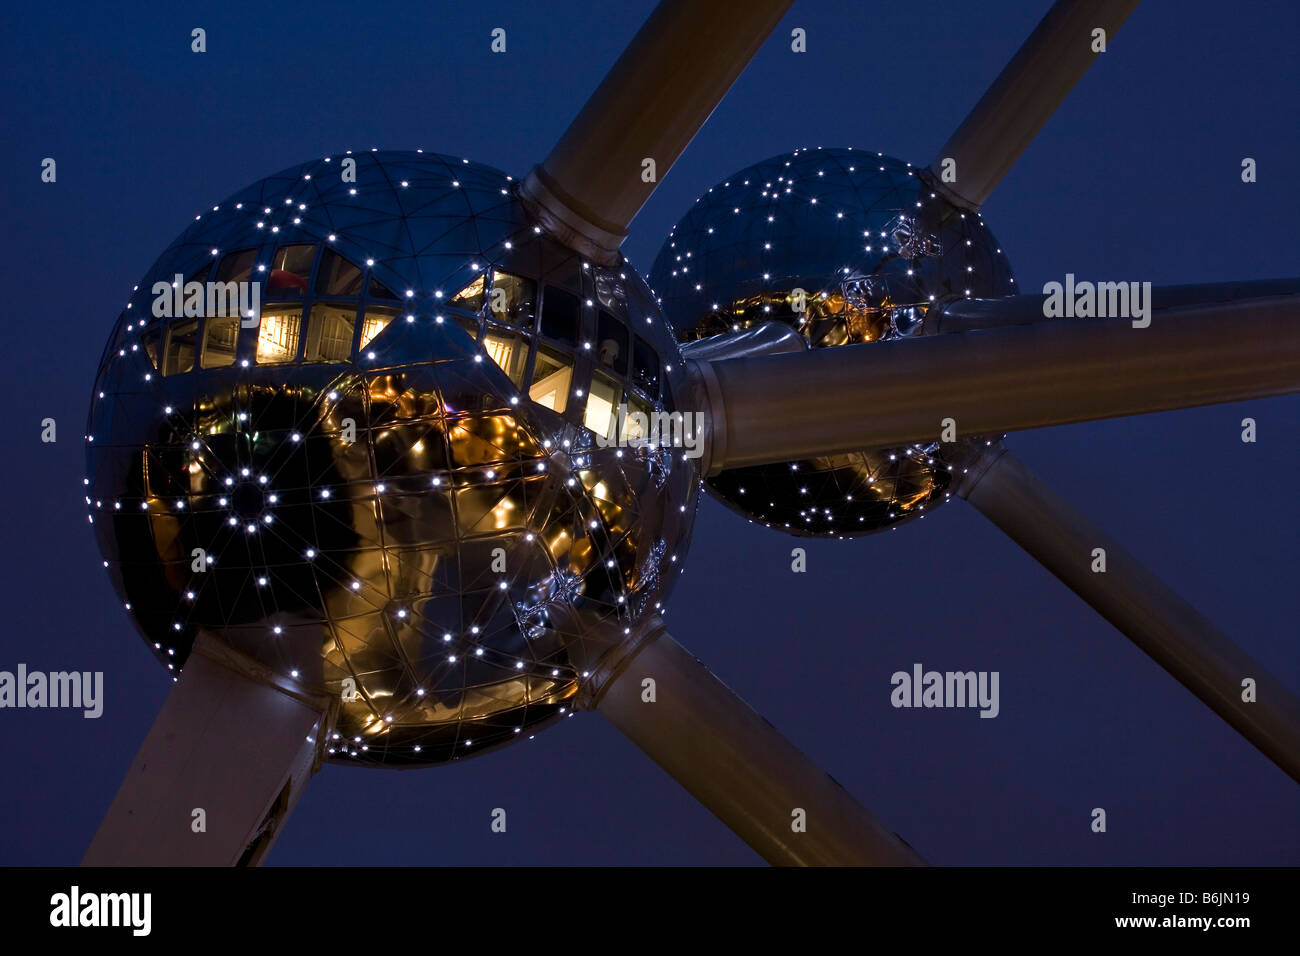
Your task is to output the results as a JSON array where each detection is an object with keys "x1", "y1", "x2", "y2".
[
  {"x1": 492, "y1": 498, "x2": 515, "y2": 529},
  {"x1": 650, "y1": 147, "x2": 1015, "y2": 538},
  {"x1": 87, "y1": 150, "x2": 698, "y2": 766}
]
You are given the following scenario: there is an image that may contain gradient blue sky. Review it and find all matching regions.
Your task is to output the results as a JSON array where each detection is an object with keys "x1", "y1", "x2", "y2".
[{"x1": 1, "y1": 0, "x2": 1296, "y2": 865}]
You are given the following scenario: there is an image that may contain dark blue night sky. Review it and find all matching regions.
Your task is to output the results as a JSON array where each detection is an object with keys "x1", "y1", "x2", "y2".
[{"x1": 1, "y1": 0, "x2": 1296, "y2": 865}]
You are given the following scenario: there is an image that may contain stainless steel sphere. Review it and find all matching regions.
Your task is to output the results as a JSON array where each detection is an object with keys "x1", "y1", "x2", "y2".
[
  {"x1": 86, "y1": 151, "x2": 698, "y2": 765},
  {"x1": 648, "y1": 147, "x2": 1016, "y2": 537}
]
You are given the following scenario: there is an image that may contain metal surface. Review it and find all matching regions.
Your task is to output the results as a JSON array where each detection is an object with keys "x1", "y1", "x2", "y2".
[
  {"x1": 86, "y1": 151, "x2": 699, "y2": 766},
  {"x1": 587, "y1": 620, "x2": 925, "y2": 866},
  {"x1": 703, "y1": 295, "x2": 1300, "y2": 471},
  {"x1": 649, "y1": 148, "x2": 1014, "y2": 534},
  {"x1": 928, "y1": 0, "x2": 1141, "y2": 210},
  {"x1": 679, "y1": 320, "x2": 808, "y2": 363},
  {"x1": 80, "y1": 0, "x2": 1296, "y2": 868},
  {"x1": 520, "y1": 0, "x2": 793, "y2": 264},
  {"x1": 958, "y1": 447, "x2": 1300, "y2": 785},
  {"x1": 930, "y1": 278, "x2": 1300, "y2": 334},
  {"x1": 83, "y1": 634, "x2": 332, "y2": 866}
]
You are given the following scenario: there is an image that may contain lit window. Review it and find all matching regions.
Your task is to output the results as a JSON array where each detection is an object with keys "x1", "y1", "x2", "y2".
[
  {"x1": 483, "y1": 327, "x2": 529, "y2": 387},
  {"x1": 304, "y1": 304, "x2": 356, "y2": 362},
  {"x1": 450, "y1": 274, "x2": 485, "y2": 311},
  {"x1": 596, "y1": 310, "x2": 629, "y2": 374},
  {"x1": 256, "y1": 307, "x2": 303, "y2": 364},
  {"x1": 162, "y1": 320, "x2": 198, "y2": 375},
  {"x1": 315, "y1": 250, "x2": 364, "y2": 296},
  {"x1": 489, "y1": 271, "x2": 536, "y2": 326},
  {"x1": 540, "y1": 286, "x2": 580, "y2": 344},
  {"x1": 621, "y1": 394, "x2": 653, "y2": 445},
  {"x1": 584, "y1": 371, "x2": 621, "y2": 441},
  {"x1": 267, "y1": 244, "x2": 315, "y2": 297},
  {"x1": 359, "y1": 307, "x2": 398, "y2": 350},
  {"x1": 528, "y1": 346, "x2": 573, "y2": 413},
  {"x1": 201, "y1": 316, "x2": 240, "y2": 368}
]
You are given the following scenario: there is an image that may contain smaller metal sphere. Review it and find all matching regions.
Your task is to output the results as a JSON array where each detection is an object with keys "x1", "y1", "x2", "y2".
[{"x1": 648, "y1": 147, "x2": 1016, "y2": 537}]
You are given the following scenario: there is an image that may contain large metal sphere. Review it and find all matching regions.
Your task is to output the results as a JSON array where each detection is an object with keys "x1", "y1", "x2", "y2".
[
  {"x1": 86, "y1": 151, "x2": 698, "y2": 766},
  {"x1": 648, "y1": 147, "x2": 1015, "y2": 537}
]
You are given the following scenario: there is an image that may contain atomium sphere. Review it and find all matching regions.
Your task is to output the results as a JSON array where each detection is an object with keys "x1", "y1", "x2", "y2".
[
  {"x1": 86, "y1": 151, "x2": 698, "y2": 766},
  {"x1": 647, "y1": 147, "x2": 1015, "y2": 537}
]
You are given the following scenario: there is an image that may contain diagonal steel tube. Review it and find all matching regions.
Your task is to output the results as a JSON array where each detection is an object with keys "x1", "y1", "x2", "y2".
[
  {"x1": 957, "y1": 446, "x2": 1300, "y2": 784},
  {"x1": 583, "y1": 619, "x2": 924, "y2": 865},
  {"x1": 520, "y1": 0, "x2": 793, "y2": 264},
  {"x1": 928, "y1": 0, "x2": 1141, "y2": 210},
  {"x1": 693, "y1": 295, "x2": 1300, "y2": 473},
  {"x1": 84, "y1": 634, "x2": 334, "y2": 865}
]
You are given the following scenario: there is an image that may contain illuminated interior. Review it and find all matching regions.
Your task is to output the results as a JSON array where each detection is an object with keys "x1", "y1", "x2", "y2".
[
  {"x1": 451, "y1": 274, "x2": 485, "y2": 310},
  {"x1": 359, "y1": 307, "x2": 397, "y2": 350},
  {"x1": 621, "y1": 394, "x2": 653, "y2": 443},
  {"x1": 584, "y1": 370, "x2": 621, "y2": 440},
  {"x1": 529, "y1": 346, "x2": 572, "y2": 412},
  {"x1": 484, "y1": 328, "x2": 528, "y2": 387},
  {"x1": 489, "y1": 270, "x2": 536, "y2": 325},
  {"x1": 256, "y1": 307, "x2": 303, "y2": 364}
]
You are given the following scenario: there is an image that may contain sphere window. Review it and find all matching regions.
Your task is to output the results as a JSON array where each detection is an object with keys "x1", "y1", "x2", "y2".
[
  {"x1": 201, "y1": 316, "x2": 240, "y2": 368},
  {"x1": 584, "y1": 370, "x2": 622, "y2": 441},
  {"x1": 631, "y1": 335, "x2": 660, "y2": 398},
  {"x1": 539, "y1": 286, "x2": 580, "y2": 345},
  {"x1": 528, "y1": 345, "x2": 573, "y2": 413},
  {"x1": 315, "y1": 249, "x2": 364, "y2": 297},
  {"x1": 596, "y1": 310, "x2": 629, "y2": 375},
  {"x1": 140, "y1": 329, "x2": 161, "y2": 369},
  {"x1": 214, "y1": 249, "x2": 256, "y2": 284},
  {"x1": 304, "y1": 304, "x2": 357, "y2": 363},
  {"x1": 267, "y1": 244, "x2": 316, "y2": 297},
  {"x1": 620, "y1": 393, "x2": 654, "y2": 444},
  {"x1": 489, "y1": 270, "x2": 536, "y2": 326},
  {"x1": 483, "y1": 327, "x2": 530, "y2": 388},
  {"x1": 359, "y1": 307, "x2": 398, "y2": 350},
  {"x1": 368, "y1": 275, "x2": 399, "y2": 301},
  {"x1": 450, "y1": 274, "x2": 485, "y2": 311},
  {"x1": 256, "y1": 306, "x2": 303, "y2": 364},
  {"x1": 162, "y1": 320, "x2": 198, "y2": 375}
]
